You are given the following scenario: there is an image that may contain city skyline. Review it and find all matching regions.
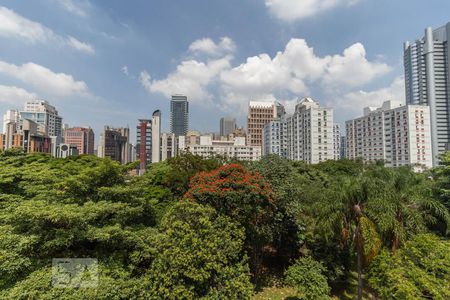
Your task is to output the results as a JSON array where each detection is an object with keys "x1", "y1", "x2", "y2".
[{"x1": 1, "y1": 1, "x2": 450, "y2": 140}]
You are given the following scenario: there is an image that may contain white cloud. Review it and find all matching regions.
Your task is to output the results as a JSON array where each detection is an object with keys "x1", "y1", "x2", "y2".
[
  {"x1": 333, "y1": 76, "x2": 405, "y2": 115},
  {"x1": 55, "y1": 0, "x2": 90, "y2": 18},
  {"x1": 0, "y1": 85, "x2": 37, "y2": 105},
  {"x1": 0, "y1": 6, "x2": 94, "y2": 54},
  {"x1": 265, "y1": 0, "x2": 360, "y2": 22},
  {"x1": 122, "y1": 65, "x2": 129, "y2": 76},
  {"x1": 67, "y1": 36, "x2": 95, "y2": 54},
  {"x1": 189, "y1": 37, "x2": 236, "y2": 56},
  {"x1": 0, "y1": 60, "x2": 90, "y2": 97},
  {"x1": 140, "y1": 56, "x2": 232, "y2": 104},
  {"x1": 142, "y1": 37, "x2": 392, "y2": 114}
]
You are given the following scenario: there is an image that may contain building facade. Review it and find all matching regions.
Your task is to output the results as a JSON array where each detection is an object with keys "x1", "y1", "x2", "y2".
[
  {"x1": 247, "y1": 101, "x2": 284, "y2": 146},
  {"x1": 286, "y1": 97, "x2": 334, "y2": 164},
  {"x1": 220, "y1": 117, "x2": 236, "y2": 137},
  {"x1": 136, "y1": 119, "x2": 152, "y2": 169},
  {"x1": 98, "y1": 126, "x2": 130, "y2": 164},
  {"x1": 346, "y1": 101, "x2": 433, "y2": 168},
  {"x1": 170, "y1": 95, "x2": 189, "y2": 136},
  {"x1": 333, "y1": 124, "x2": 341, "y2": 160},
  {"x1": 178, "y1": 135, "x2": 261, "y2": 161},
  {"x1": 20, "y1": 100, "x2": 63, "y2": 137},
  {"x1": 262, "y1": 117, "x2": 287, "y2": 157},
  {"x1": 404, "y1": 22, "x2": 450, "y2": 165},
  {"x1": 2, "y1": 109, "x2": 19, "y2": 134},
  {"x1": 64, "y1": 127, "x2": 95, "y2": 154}
]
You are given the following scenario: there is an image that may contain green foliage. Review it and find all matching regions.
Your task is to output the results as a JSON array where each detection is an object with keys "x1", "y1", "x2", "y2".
[
  {"x1": 284, "y1": 257, "x2": 330, "y2": 300},
  {"x1": 369, "y1": 234, "x2": 450, "y2": 299},
  {"x1": 148, "y1": 201, "x2": 253, "y2": 299}
]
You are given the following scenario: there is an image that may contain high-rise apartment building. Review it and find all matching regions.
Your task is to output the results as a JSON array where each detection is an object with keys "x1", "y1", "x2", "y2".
[
  {"x1": 345, "y1": 101, "x2": 433, "y2": 168},
  {"x1": 136, "y1": 119, "x2": 152, "y2": 170},
  {"x1": 333, "y1": 124, "x2": 341, "y2": 160},
  {"x1": 64, "y1": 127, "x2": 95, "y2": 155},
  {"x1": 220, "y1": 117, "x2": 236, "y2": 137},
  {"x1": 286, "y1": 97, "x2": 334, "y2": 164},
  {"x1": 404, "y1": 22, "x2": 450, "y2": 165},
  {"x1": 170, "y1": 95, "x2": 189, "y2": 136},
  {"x1": 20, "y1": 100, "x2": 62, "y2": 137},
  {"x1": 247, "y1": 101, "x2": 285, "y2": 146},
  {"x1": 262, "y1": 116, "x2": 287, "y2": 157},
  {"x1": 98, "y1": 126, "x2": 130, "y2": 164}
]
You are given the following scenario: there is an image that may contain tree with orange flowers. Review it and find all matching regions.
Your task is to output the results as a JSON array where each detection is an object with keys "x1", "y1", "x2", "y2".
[{"x1": 184, "y1": 163, "x2": 275, "y2": 284}]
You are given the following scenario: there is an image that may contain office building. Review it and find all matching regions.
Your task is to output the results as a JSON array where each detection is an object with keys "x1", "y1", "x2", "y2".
[
  {"x1": 346, "y1": 101, "x2": 433, "y2": 168},
  {"x1": 20, "y1": 100, "x2": 62, "y2": 137},
  {"x1": 247, "y1": 101, "x2": 285, "y2": 146},
  {"x1": 152, "y1": 110, "x2": 161, "y2": 163},
  {"x1": 136, "y1": 119, "x2": 152, "y2": 169},
  {"x1": 98, "y1": 126, "x2": 130, "y2": 164},
  {"x1": 286, "y1": 97, "x2": 334, "y2": 164},
  {"x1": 178, "y1": 135, "x2": 261, "y2": 161},
  {"x1": 170, "y1": 95, "x2": 189, "y2": 136},
  {"x1": 220, "y1": 117, "x2": 236, "y2": 137},
  {"x1": 64, "y1": 127, "x2": 95, "y2": 155},
  {"x1": 161, "y1": 132, "x2": 177, "y2": 161},
  {"x1": 404, "y1": 22, "x2": 450, "y2": 165}
]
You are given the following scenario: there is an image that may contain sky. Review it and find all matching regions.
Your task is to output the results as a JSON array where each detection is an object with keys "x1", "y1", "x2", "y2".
[{"x1": 0, "y1": 0, "x2": 449, "y2": 141}]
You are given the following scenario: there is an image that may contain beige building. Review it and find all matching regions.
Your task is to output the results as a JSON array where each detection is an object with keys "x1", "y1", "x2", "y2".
[{"x1": 247, "y1": 101, "x2": 285, "y2": 146}]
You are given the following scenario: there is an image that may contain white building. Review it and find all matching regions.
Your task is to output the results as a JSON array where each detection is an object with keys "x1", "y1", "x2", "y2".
[
  {"x1": 178, "y1": 135, "x2": 261, "y2": 161},
  {"x1": 161, "y1": 132, "x2": 177, "y2": 161},
  {"x1": 2, "y1": 109, "x2": 19, "y2": 134},
  {"x1": 333, "y1": 124, "x2": 341, "y2": 160},
  {"x1": 404, "y1": 22, "x2": 450, "y2": 165},
  {"x1": 346, "y1": 101, "x2": 433, "y2": 168},
  {"x1": 262, "y1": 116, "x2": 287, "y2": 157},
  {"x1": 286, "y1": 97, "x2": 334, "y2": 164}
]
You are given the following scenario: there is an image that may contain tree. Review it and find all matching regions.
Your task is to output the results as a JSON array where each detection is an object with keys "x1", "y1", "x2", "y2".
[
  {"x1": 369, "y1": 234, "x2": 450, "y2": 299},
  {"x1": 284, "y1": 256, "x2": 331, "y2": 300},
  {"x1": 148, "y1": 201, "x2": 253, "y2": 299},
  {"x1": 184, "y1": 164, "x2": 275, "y2": 284}
]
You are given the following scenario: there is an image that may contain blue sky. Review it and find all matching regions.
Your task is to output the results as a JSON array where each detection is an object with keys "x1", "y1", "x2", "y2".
[{"x1": 0, "y1": 0, "x2": 449, "y2": 141}]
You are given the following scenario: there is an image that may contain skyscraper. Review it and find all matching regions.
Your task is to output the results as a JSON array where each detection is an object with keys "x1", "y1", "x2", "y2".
[
  {"x1": 136, "y1": 119, "x2": 152, "y2": 170},
  {"x1": 404, "y1": 22, "x2": 450, "y2": 165},
  {"x1": 247, "y1": 101, "x2": 284, "y2": 146},
  {"x1": 64, "y1": 127, "x2": 95, "y2": 155},
  {"x1": 220, "y1": 117, "x2": 236, "y2": 137},
  {"x1": 170, "y1": 95, "x2": 189, "y2": 136}
]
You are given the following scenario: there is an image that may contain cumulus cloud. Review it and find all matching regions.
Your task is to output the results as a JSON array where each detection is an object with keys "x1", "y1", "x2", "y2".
[
  {"x1": 140, "y1": 56, "x2": 232, "y2": 104},
  {"x1": 0, "y1": 6, "x2": 94, "y2": 54},
  {"x1": 0, "y1": 60, "x2": 90, "y2": 97},
  {"x1": 121, "y1": 65, "x2": 129, "y2": 76},
  {"x1": 0, "y1": 85, "x2": 37, "y2": 105},
  {"x1": 142, "y1": 37, "x2": 392, "y2": 114},
  {"x1": 332, "y1": 76, "x2": 405, "y2": 115},
  {"x1": 189, "y1": 37, "x2": 236, "y2": 56},
  {"x1": 265, "y1": 0, "x2": 360, "y2": 22}
]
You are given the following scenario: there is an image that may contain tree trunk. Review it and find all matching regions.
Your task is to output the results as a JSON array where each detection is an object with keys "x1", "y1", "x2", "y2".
[{"x1": 355, "y1": 222, "x2": 363, "y2": 300}]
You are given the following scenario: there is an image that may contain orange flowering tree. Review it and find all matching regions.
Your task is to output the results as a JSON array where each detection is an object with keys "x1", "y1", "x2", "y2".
[{"x1": 184, "y1": 163, "x2": 276, "y2": 283}]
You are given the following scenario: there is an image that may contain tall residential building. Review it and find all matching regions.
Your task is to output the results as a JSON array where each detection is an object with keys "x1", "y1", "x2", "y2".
[
  {"x1": 136, "y1": 119, "x2": 152, "y2": 170},
  {"x1": 20, "y1": 100, "x2": 62, "y2": 137},
  {"x1": 286, "y1": 97, "x2": 334, "y2": 164},
  {"x1": 64, "y1": 127, "x2": 95, "y2": 154},
  {"x1": 170, "y1": 95, "x2": 189, "y2": 136},
  {"x1": 247, "y1": 101, "x2": 285, "y2": 146},
  {"x1": 98, "y1": 126, "x2": 130, "y2": 164},
  {"x1": 262, "y1": 116, "x2": 287, "y2": 157},
  {"x1": 404, "y1": 22, "x2": 450, "y2": 165},
  {"x1": 2, "y1": 110, "x2": 19, "y2": 134},
  {"x1": 178, "y1": 135, "x2": 261, "y2": 161},
  {"x1": 220, "y1": 117, "x2": 236, "y2": 137},
  {"x1": 345, "y1": 101, "x2": 433, "y2": 168},
  {"x1": 333, "y1": 124, "x2": 341, "y2": 160}
]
